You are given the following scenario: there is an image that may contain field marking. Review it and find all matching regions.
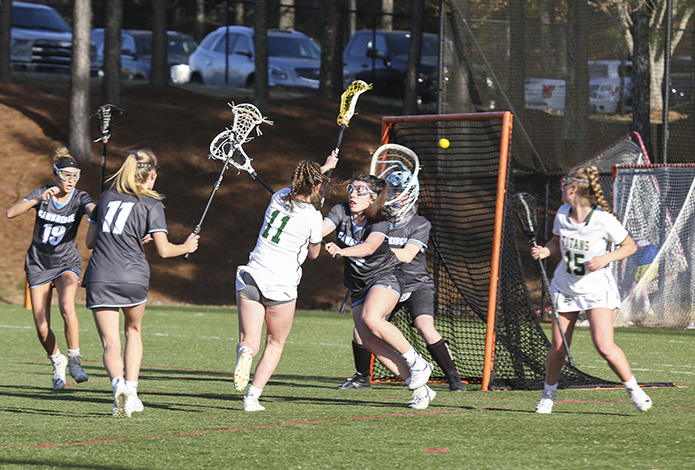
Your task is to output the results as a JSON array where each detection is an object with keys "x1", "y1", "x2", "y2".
[{"x1": 0, "y1": 409, "x2": 467, "y2": 449}]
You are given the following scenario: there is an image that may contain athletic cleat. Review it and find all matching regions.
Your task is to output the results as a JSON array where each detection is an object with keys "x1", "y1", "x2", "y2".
[
  {"x1": 51, "y1": 354, "x2": 68, "y2": 390},
  {"x1": 535, "y1": 390, "x2": 556, "y2": 414},
  {"x1": 407, "y1": 355, "x2": 433, "y2": 390},
  {"x1": 446, "y1": 371, "x2": 466, "y2": 392},
  {"x1": 125, "y1": 394, "x2": 144, "y2": 414},
  {"x1": 243, "y1": 396, "x2": 266, "y2": 412},
  {"x1": 408, "y1": 384, "x2": 436, "y2": 410},
  {"x1": 338, "y1": 373, "x2": 372, "y2": 390},
  {"x1": 68, "y1": 355, "x2": 89, "y2": 383},
  {"x1": 627, "y1": 386, "x2": 653, "y2": 412},
  {"x1": 112, "y1": 386, "x2": 134, "y2": 418},
  {"x1": 234, "y1": 346, "x2": 253, "y2": 391}
]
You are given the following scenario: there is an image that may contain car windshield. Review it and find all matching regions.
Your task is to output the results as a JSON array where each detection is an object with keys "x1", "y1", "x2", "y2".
[
  {"x1": 268, "y1": 36, "x2": 320, "y2": 60},
  {"x1": 169, "y1": 37, "x2": 197, "y2": 56},
  {"x1": 7, "y1": 6, "x2": 71, "y2": 33},
  {"x1": 387, "y1": 34, "x2": 439, "y2": 60}
]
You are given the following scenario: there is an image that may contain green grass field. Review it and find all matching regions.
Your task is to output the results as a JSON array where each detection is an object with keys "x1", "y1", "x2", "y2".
[{"x1": 1, "y1": 304, "x2": 693, "y2": 469}]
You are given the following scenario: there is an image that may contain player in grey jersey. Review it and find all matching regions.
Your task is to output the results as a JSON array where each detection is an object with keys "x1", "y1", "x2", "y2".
[
  {"x1": 323, "y1": 173, "x2": 435, "y2": 409},
  {"x1": 341, "y1": 213, "x2": 466, "y2": 392},
  {"x1": 6, "y1": 147, "x2": 94, "y2": 390},
  {"x1": 83, "y1": 149, "x2": 199, "y2": 418},
  {"x1": 338, "y1": 174, "x2": 465, "y2": 392}
]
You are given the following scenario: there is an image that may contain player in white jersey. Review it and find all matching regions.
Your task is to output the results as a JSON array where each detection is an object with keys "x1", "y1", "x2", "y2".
[
  {"x1": 323, "y1": 173, "x2": 435, "y2": 409},
  {"x1": 531, "y1": 165, "x2": 652, "y2": 414},
  {"x1": 84, "y1": 149, "x2": 199, "y2": 418},
  {"x1": 6, "y1": 147, "x2": 94, "y2": 390},
  {"x1": 234, "y1": 156, "x2": 336, "y2": 412}
]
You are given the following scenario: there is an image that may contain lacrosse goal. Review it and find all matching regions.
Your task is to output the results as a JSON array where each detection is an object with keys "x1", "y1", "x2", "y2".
[
  {"x1": 374, "y1": 112, "x2": 615, "y2": 390},
  {"x1": 612, "y1": 164, "x2": 695, "y2": 328}
]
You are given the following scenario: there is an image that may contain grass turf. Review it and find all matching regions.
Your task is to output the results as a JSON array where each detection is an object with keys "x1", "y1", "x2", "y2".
[{"x1": 0, "y1": 304, "x2": 693, "y2": 469}]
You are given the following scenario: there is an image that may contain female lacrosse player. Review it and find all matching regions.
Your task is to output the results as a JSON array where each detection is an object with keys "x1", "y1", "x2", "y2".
[
  {"x1": 323, "y1": 173, "x2": 435, "y2": 409},
  {"x1": 339, "y1": 188, "x2": 466, "y2": 393},
  {"x1": 6, "y1": 147, "x2": 94, "y2": 390},
  {"x1": 531, "y1": 165, "x2": 652, "y2": 414},
  {"x1": 234, "y1": 156, "x2": 336, "y2": 412},
  {"x1": 83, "y1": 149, "x2": 199, "y2": 418}
]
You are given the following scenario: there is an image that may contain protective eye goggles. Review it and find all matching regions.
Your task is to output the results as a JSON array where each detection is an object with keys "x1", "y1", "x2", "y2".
[
  {"x1": 561, "y1": 176, "x2": 589, "y2": 187},
  {"x1": 54, "y1": 167, "x2": 81, "y2": 182},
  {"x1": 347, "y1": 183, "x2": 376, "y2": 197}
]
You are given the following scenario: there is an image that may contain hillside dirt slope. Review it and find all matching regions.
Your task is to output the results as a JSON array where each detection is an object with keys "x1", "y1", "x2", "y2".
[{"x1": 0, "y1": 80, "x2": 399, "y2": 308}]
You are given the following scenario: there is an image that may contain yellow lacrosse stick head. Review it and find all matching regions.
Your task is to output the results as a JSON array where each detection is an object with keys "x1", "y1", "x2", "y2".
[{"x1": 337, "y1": 80, "x2": 372, "y2": 127}]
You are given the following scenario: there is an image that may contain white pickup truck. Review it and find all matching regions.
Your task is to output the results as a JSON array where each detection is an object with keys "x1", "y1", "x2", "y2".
[{"x1": 524, "y1": 60, "x2": 632, "y2": 114}]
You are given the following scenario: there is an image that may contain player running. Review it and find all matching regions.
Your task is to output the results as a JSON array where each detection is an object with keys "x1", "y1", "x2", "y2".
[
  {"x1": 233, "y1": 156, "x2": 337, "y2": 412},
  {"x1": 338, "y1": 177, "x2": 466, "y2": 392},
  {"x1": 6, "y1": 147, "x2": 94, "y2": 390},
  {"x1": 83, "y1": 149, "x2": 199, "y2": 418},
  {"x1": 531, "y1": 165, "x2": 652, "y2": 414},
  {"x1": 323, "y1": 173, "x2": 435, "y2": 409}
]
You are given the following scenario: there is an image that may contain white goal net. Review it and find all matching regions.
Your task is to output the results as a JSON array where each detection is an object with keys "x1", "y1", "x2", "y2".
[{"x1": 612, "y1": 164, "x2": 695, "y2": 328}]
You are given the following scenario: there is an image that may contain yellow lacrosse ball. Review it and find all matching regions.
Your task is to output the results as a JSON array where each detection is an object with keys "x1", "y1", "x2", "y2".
[{"x1": 439, "y1": 138, "x2": 450, "y2": 149}]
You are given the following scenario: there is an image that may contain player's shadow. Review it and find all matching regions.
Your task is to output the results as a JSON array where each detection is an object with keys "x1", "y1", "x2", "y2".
[
  {"x1": 483, "y1": 407, "x2": 631, "y2": 416},
  {"x1": 0, "y1": 459, "x2": 149, "y2": 470}
]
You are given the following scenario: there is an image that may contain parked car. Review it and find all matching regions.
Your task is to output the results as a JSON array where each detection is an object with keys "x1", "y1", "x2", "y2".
[
  {"x1": 525, "y1": 60, "x2": 633, "y2": 114},
  {"x1": 2, "y1": 1, "x2": 82, "y2": 74},
  {"x1": 188, "y1": 26, "x2": 321, "y2": 89},
  {"x1": 91, "y1": 29, "x2": 198, "y2": 83},
  {"x1": 588, "y1": 60, "x2": 632, "y2": 113},
  {"x1": 342, "y1": 30, "x2": 439, "y2": 101}
]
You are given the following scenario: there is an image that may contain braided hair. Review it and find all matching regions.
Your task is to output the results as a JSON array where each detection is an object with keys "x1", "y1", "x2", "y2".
[
  {"x1": 283, "y1": 160, "x2": 329, "y2": 210},
  {"x1": 568, "y1": 165, "x2": 619, "y2": 220}
]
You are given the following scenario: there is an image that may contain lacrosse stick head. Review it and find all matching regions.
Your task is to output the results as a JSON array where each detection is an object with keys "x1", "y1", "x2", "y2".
[
  {"x1": 337, "y1": 80, "x2": 372, "y2": 127},
  {"x1": 227, "y1": 102, "x2": 273, "y2": 146},
  {"x1": 511, "y1": 192, "x2": 540, "y2": 242},
  {"x1": 369, "y1": 144, "x2": 420, "y2": 221},
  {"x1": 91, "y1": 104, "x2": 124, "y2": 142}
]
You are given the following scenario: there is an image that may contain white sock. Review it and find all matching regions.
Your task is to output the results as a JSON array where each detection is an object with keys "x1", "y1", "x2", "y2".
[
  {"x1": 402, "y1": 347, "x2": 419, "y2": 368},
  {"x1": 623, "y1": 376, "x2": 639, "y2": 390},
  {"x1": 544, "y1": 382, "x2": 558, "y2": 394},
  {"x1": 245, "y1": 385, "x2": 263, "y2": 400},
  {"x1": 48, "y1": 350, "x2": 62, "y2": 361},
  {"x1": 111, "y1": 377, "x2": 125, "y2": 393},
  {"x1": 126, "y1": 380, "x2": 139, "y2": 392},
  {"x1": 67, "y1": 348, "x2": 81, "y2": 358}
]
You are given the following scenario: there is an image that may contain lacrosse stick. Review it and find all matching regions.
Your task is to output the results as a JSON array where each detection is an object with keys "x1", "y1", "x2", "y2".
[
  {"x1": 369, "y1": 143, "x2": 420, "y2": 220},
  {"x1": 208, "y1": 103, "x2": 275, "y2": 194},
  {"x1": 319, "y1": 80, "x2": 372, "y2": 210},
  {"x1": 91, "y1": 104, "x2": 124, "y2": 193},
  {"x1": 184, "y1": 103, "x2": 272, "y2": 260},
  {"x1": 511, "y1": 192, "x2": 575, "y2": 367}
]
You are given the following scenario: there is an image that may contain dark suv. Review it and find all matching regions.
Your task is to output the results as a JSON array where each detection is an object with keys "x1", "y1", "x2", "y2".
[
  {"x1": 2, "y1": 1, "x2": 75, "y2": 73},
  {"x1": 343, "y1": 30, "x2": 440, "y2": 101}
]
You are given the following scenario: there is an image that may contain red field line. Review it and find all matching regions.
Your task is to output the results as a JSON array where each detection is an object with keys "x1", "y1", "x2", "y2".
[{"x1": 0, "y1": 409, "x2": 468, "y2": 449}]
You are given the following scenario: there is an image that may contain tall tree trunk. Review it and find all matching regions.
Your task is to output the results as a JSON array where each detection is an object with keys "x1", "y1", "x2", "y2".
[
  {"x1": 0, "y1": 0, "x2": 11, "y2": 83},
  {"x1": 562, "y1": 0, "x2": 589, "y2": 163},
  {"x1": 150, "y1": 0, "x2": 168, "y2": 87},
  {"x1": 319, "y1": 0, "x2": 341, "y2": 98},
  {"x1": 195, "y1": 0, "x2": 205, "y2": 42},
  {"x1": 254, "y1": 0, "x2": 270, "y2": 114},
  {"x1": 236, "y1": 2, "x2": 245, "y2": 25},
  {"x1": 508, "y1": 0, "x2": 525, "y2": 113},
  {"x1": 69, "y1": 0, "x2": 92, "y2": 164},
  {"x1": 279, "y1": 0, "x2": 295, "y2": 30},
  {"x1": 347, "y1": 0, "x2": 357, "y2": 39},
  {"x1": 403, "y1": 0, "x2": 425, "y2": 114},
  {"x1": 382, "y1": 0, "x2": 393, "y2": 31},
  {"x1": 630, "y1": 4, "x2": 652, "y2": 155},
  {"x1": 102, "y1": 0, "x2": 123, "y2": 106}
]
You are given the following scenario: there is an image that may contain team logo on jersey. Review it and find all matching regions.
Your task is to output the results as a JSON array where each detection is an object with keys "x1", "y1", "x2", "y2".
[{"x1": 38, "y1": 210, "x2": 76, "y2": 224}]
